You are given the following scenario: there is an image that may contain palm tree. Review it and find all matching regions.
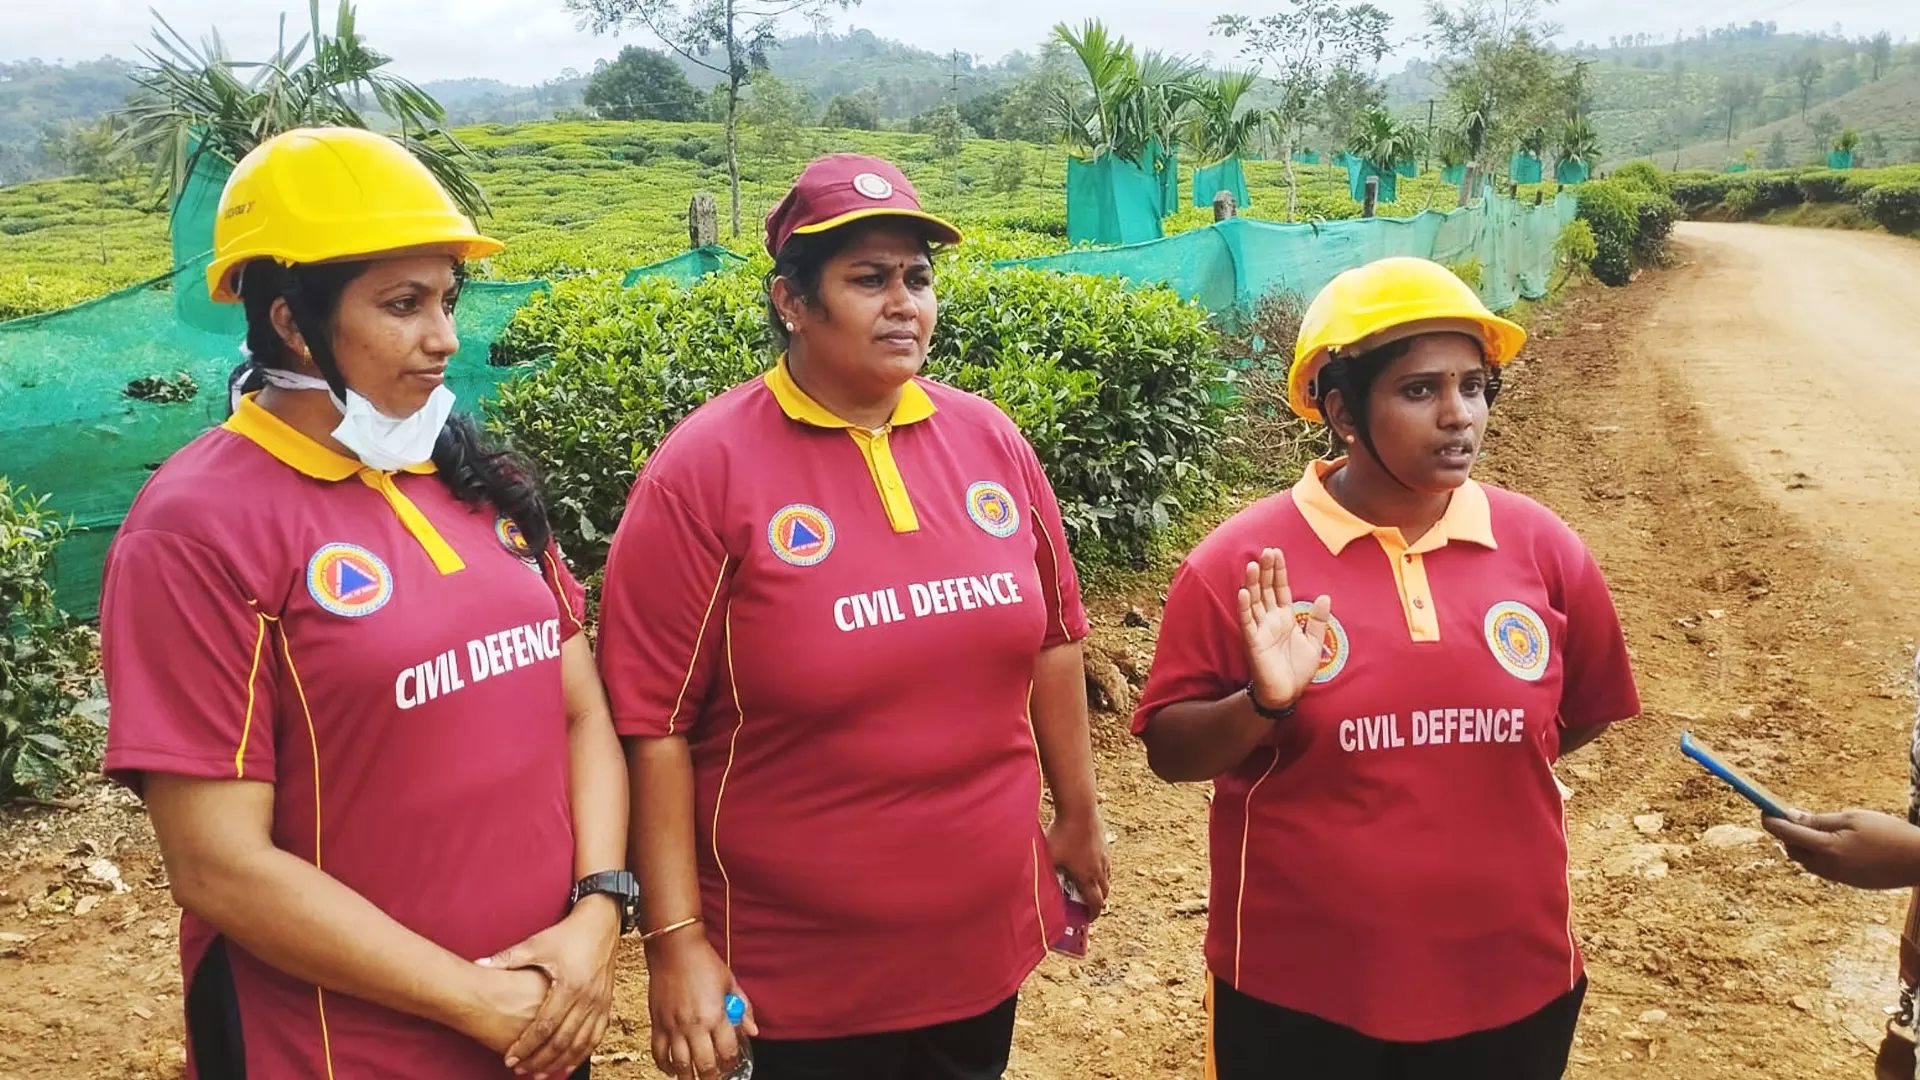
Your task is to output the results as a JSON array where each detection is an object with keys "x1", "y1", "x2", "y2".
[
  {"x1": 1181, "y1": 70, "x2": 1273, "y2": 165},
  {"x1": 1556, "y1": 118, "x2": 1600, "y2": 170},
  {"x1": 1048, "y1": 20, "x2": 1201, "y2": 163},
  {"x1": 1456, "y1": 90, "x2": 1496, "y2": 168},
  {"x1": 1516, "y1": 125, "x2": 1550, "y2": 160},
  {"x1": 1347, "y1": 108, "x2": 1420, "y2": 177},
  {"x1": 118, "y1": 0, "x2": 486, "y2": 220}
]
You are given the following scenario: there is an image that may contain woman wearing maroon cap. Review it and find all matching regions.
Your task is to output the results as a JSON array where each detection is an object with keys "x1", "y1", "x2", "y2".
[{"x1": 596, "y1": 153, "x2": 1110, "y2": 1080}]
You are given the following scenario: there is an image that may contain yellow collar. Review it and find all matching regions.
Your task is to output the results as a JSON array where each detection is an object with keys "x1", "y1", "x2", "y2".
[
  {"x1": 223, "y1": 394, "x2": 437, "y2": 481},
  {"x1": 1292, "y1": 458, "x2": 1497, "y2": 556},
  {"x1": 763, "y1": 354, "x2": 937, "y2": 431}
]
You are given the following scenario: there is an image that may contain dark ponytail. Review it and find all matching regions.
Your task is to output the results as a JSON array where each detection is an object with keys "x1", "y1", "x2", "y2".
[{"x1": 233, "y1": 258, "x2": 554, "y2": 554}]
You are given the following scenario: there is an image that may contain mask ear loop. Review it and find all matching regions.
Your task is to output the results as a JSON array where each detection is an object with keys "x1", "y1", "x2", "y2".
[{"x1": 277, "y1": 266, "x2": 350, "y2": 403}]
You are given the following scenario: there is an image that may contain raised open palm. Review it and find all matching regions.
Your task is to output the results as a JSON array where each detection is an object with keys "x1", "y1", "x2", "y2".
[{"x1": 1237, "y1": 548, "x2": 1333, "y2": 713}]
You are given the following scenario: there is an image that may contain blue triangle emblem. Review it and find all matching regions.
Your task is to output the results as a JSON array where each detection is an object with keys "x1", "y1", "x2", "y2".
[
  {"x1": 788, "y1": 520, "x2": 823, "y2": 549},
  {"x1": 337, "y1": 562, "x2": 377, "y2": 597}
]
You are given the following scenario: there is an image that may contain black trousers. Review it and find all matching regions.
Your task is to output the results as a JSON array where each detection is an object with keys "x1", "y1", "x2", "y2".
[
  {"x1": 1209, "y1": 976, "x2": 1587, "y2": 1080},
  {"x1": 750, "y1": 995, "x2": 1019, "y2": 1080},
  {"x1": 185, "y1": 936, "x2": 591, "y2": 1079}
]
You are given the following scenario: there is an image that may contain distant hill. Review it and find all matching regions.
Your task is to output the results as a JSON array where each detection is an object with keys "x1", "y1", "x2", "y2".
[
  {"x1": 0, "y1": 58, "x2": 136, "y2": 185},
  {"x1": 1629, "y1": 63, "x2": 1920, "y2": 170}
]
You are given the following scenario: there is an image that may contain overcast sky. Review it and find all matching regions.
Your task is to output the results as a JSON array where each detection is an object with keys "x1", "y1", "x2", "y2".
[{"x1": 9, "y1": 0, "x2": 1920, "y2": 84}]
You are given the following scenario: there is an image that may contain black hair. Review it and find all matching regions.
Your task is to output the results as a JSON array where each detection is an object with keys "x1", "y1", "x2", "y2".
[
  {"x1": 1310, "y1": 332, "x2": 1502, "y2": 467},
  {"x1": 230, "y1": 259, "x2": 554, "y2": 554},
  {"x1": 765, "y1": 223, "x2": 937, "y2": 350}
]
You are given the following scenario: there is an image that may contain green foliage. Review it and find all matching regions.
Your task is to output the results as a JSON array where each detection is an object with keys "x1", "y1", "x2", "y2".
[
  {"x1": 741, "y1": 72, "x2": 814, "y2": 161},
  {"x1": 1556, "y1": 118, "x2": 1601, "y2": 169},
  {"x1": 1347, "y1": 108, "x2": 1421, "y2": 174},
  {"x1": 1611, "y1": 159, "x2": 1670, "y2": 196},
  {"x1": 584, "y1": 46, "x2": 703, "y2": 122},
  {"x1": 0, "y1": 58, "x2": 137, "y2": 186},
  {"x1": 1575, "y1": 179, "x2": 1673, "y2": 285},
  {"x1": 1552, "y1": 218, "x2": 1599, "y2": 283},
  {"x1": 990, "y1": 143, "x2": 1029, "y2": 203},
  {"x1": 117, "y1": 1, "x2": 487, "y2": 220},
  {"x1": 1765, "y1": 130, "x2": 1790, "y2": 169},
  {"x1": 1862, "y1": 182, "x2": 1920, "y2": 234},
  {"x1": 1182, "y1": 70, "x2": 1275, "y2": 165},
  {"x1": 1048, "y1": 20, "x2": 1203, "y2": 163},
  {"x1": 921, "y1": 103, "x2": 971, "y2": 162},
  {"x1": 1833, "y1": 127, "x2": 1862, "y2": 153},
  {"x1": 487, "y1": 263, "x2": 1229, "y2": 569},
  {"x1": 821, "y1": 92, "x2": 880, "y2": 131},
  {"x1": 0, "y1": 480, "x2": 98, "y2": 799}
]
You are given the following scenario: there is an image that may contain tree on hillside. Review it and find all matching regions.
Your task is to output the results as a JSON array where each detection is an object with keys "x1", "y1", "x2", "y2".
[
  {"x1": 584, "y1": 46, "x2": 703, "y2": 120},
  {"x1": 740, "y1": 71, "x2": 812, "y2": 160},
  {"x1": 42, "y1": 116, "x2": 130, "y2": 264},
  {"x1": 1794, "y1": 56, "x2": 1823, "y2": 118},
  {"x1": 118, "y1": 1, "x2": 485, "y2": 219},
  {"x1": 821, "y1": 91, "x2": 879, "y2": 130},
  {"x1": 1810, "y1": 110, "x2": 1841, "y2": 151},
  {"x1": 997, "y1": 41, "x2": 1078, "y2": 144},
  {"x1": 990, "y1": 142, "x2": 1028, "y2": 204},
  {"x1": 566, "y1": 0, "x2": 860, "y2": 238},
  {"x1": 956, "y1": 88, "x2": 1009, "y2": 139},
  {"x1": 1764, "y1": 129, "x2": 1789, "y2": 169},
  {"x1": 1870, "y1": 31, "x2": 1893, "y2": 81},
  {"x1": 1865, "y1": 131, "x2": 1887, "y2": 163},
  {"x1": 1716, "y1": 75, "x2": 1760, "y2": 146},
  {"x1": 923, "y1": 102, "x2": 970, "y2": 163},
  {"x1": 1320, "y1": 66, "x2": 1385, "y2": 160},
  {"x1": 1213, "y1": 0, "x2": 1392, "y2": 220}
]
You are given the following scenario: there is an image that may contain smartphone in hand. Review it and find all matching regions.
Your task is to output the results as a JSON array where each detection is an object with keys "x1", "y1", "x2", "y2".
[
  {"x1": 1051, "y1": 870, "x2": 1091, "y2": 958},
  {"x1": 1680, "y1": 731, "x2": 1793, "y2": 818}
]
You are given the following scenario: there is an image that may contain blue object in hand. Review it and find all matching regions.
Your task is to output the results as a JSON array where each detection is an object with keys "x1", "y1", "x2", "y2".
[{"x1": 722, "y1": 993, "x2": 754, "y2": 1080}]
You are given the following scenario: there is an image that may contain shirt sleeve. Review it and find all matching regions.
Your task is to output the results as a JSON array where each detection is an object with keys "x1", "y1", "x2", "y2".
[
  {"x1": 596, "y1": 473, "x2": 733, "y2": 738},
  {"x1": 536, "y1": 540, "x2": 589, "y2": 642},
  {"x1": 1556, "y1": 543, "x2": 1640, "y2": 730},
  {"x1": 100, "y1": 529, "x2": 280, "y2": 792},
  {"x1": 1016, "y1": 437, "x2": 1089, "y2": 648},
  {"x1": 1130, "y1": 558, "x2": 1246, "y2": 735}
]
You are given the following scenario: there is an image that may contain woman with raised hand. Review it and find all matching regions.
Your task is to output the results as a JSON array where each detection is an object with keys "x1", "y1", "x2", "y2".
[
  {"x1": 100, "y1": 127, "x2": 631, "y2": 1080},
  {"x1": 597, "y1": 153, "x2": 1109, "y2": 1080},
  {"x1": 1133, "y1": 257, "x2": 1641, "y2": 1080}
]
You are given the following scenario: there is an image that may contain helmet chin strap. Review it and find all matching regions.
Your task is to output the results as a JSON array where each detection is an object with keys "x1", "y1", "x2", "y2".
[{"x1": 277, "y1": 268, "x2": 351, "y2": 403}]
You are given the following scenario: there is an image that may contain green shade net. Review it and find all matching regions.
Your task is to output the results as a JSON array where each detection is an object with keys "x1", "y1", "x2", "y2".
[
  {"x1": 1292, "y1": 151, "x2": 1321, "y2": 165},
  {"x1": 1554, "y1": 159, "x2": 1591, "y2": 185},
  {"x1": 620, "y1": 246, "x2": 750, "y2": 288},
  {"x1": 1192, "y1": 158, "x2": 1251, "y2": 210},
  {"x1": 1345, "y1": 159, "x2": 1399, "y2": 204},
  {"x1": 1395, "y1": 159, "x2": 1418, "y2": 178},
  {"x1": 1066, "y1": 152, "x2": 1167, "y2": 246},
  {"x1": 1510, "y1": 154, "x2": 1544, "y2": 185},
  {"x1": 998, "y1": 192, "x2": 1578, "y2": 331},
  {"x1": 1725, "y1": 163, "x2": 1750, "y2": 173},
  {"x1": 1827, "y1": 150, "x2": 1855, "y2": 170},
  {"x1": 1442, "y1": 164, "x2": 1467, "y2": 186}
]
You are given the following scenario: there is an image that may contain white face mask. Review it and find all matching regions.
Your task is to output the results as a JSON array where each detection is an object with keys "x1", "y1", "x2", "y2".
[{"x1": 257, "y1": 367, "x2": 454, "y2": 473}]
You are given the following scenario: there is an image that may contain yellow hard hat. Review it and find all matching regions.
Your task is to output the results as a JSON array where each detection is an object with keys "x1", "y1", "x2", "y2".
[
  {"x1": 1287, "y1": 257, "x2": 1526, "y2": 422},
  {"x1": 205, "y1": 126, "x2": 503, "y2": 303}
]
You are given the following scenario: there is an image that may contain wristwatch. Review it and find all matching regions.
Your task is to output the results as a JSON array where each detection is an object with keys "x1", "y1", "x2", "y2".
[
  {"x1": 1246, "y1": 682, "x2": 1297, "y2": 722},
  {"x1": 569, "y1": 870, "x2": 640, "y2": 935}
]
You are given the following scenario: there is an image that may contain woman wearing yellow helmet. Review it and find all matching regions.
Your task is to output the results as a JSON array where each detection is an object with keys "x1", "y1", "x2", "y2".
[
  {"x1": 1132, "y1": 257, "x2": 1641, "y2": 1079},
  {"x1": 100, "y1": 128, "x2": 630, "y2": 1080}
]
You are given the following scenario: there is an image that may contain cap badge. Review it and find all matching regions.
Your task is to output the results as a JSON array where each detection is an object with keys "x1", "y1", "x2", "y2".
[{"x1": 852, "y1": 172, "x2": 894, "y2": 200}]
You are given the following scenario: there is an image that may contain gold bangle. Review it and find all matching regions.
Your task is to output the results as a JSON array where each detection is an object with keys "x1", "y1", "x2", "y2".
[{"x1": 640, "y1": 916, "x2": 701, "y2": 943}]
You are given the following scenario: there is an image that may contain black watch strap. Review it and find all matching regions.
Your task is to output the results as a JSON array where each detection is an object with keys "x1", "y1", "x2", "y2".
[
  {"x1": 1246, "y1": 682, "x2": 1297, "y2": 721},
  {"x1": 569, "y1": 870, "x2": 640, "y2": 935}
]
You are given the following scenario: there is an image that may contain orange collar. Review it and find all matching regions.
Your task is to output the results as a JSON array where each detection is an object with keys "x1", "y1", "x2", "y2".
[
  {"x1": 222, "y1": 394, "x2": 436, "y2": 482},
  {"x1": 1292, "y1": 458, "x2": 1497, "y2": 556},
  {"x1": 762, "y1": 355, "x2": 936, "y2": 431}
]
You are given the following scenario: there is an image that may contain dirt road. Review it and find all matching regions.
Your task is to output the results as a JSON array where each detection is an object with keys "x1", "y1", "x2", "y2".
[{"x1": 6, "y1": 225, "x2": 1920, "y2": 1078}]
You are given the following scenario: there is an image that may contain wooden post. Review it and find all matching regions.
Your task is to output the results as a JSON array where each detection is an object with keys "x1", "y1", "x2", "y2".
[
  {"x1": 1212, "y1": 191, "x2": 1238, "y2": 221},
  {"x1": 688, "y1": 193, "x2": 719, "y2": 250},
  {"x1": 1362, "y1": 176, "x2": 1379, "y2": 218},
  {"x1": 1458, "y1": 164, "x2": 1481, "y2": 208}
]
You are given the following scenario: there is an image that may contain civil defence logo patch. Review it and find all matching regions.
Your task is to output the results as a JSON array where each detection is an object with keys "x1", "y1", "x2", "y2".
[
  {"x1": 496, "y1": 515, "x2": 531, "y2": 555},
  {"x1": 768, "y1": 504, "x2": 835, "y2": 566},
  {"x1": 1293, "y1": 601, "x2": 1349, "y2": 684},
  {"x1": 306, "y1": 543, "x2": 393, "y2": 618},
  {"x1": 965, "y1": 481, "x2": 1020, "y2": 538},
  {"x1": 1485, "y1": 600, "x2": 1550, "y2": 682}
]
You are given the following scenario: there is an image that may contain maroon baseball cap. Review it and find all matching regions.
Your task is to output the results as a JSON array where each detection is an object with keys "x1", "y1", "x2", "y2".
[{"x1": 764, "y1": 154, "x2": 964, "y2": 257}]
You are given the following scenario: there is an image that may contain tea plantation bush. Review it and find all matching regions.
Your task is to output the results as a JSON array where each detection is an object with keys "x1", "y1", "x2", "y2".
[
  {"x1": 0, "y1": 479, "x2": 99, "y2": 798},
  {"x1": 1666, "y1": 164, "x2": 1920, "y2": 236},
  {"x1": 488, "y1": 265, "x2": 1229, "y2": 570},
  {"x1": 1574, "y1": 180, "x2": 1676, "y2": 286}
]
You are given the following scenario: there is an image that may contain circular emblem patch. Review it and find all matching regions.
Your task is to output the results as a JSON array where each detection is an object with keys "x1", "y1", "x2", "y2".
[
  {"x1": 1485, "y1": 601, "x2": 1551, "y2": 682},
  {"x1": 852, "y1": 172, "x2": 894, "y2": 200},
  {"x1": 966, "y1": 481, "x2": 1020, "y2": 538},
  {"x1": 306, "y1": 543, "x2": 393, "y2": 618},
  {"x1": 768, "y1": 504, "x2": 835, "y2": 567},
  {"x1": 1292, "y1": 601, "x2": 1349, "y2": 684},
  {"x1": 496, "y1": 515, "x2": 531, "y2": 555}
]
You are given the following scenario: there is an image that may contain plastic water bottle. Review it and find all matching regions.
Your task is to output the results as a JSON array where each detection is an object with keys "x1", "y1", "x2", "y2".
[{"x1": 722, "y1": 993, "x2": 753, "y2": 1079}]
